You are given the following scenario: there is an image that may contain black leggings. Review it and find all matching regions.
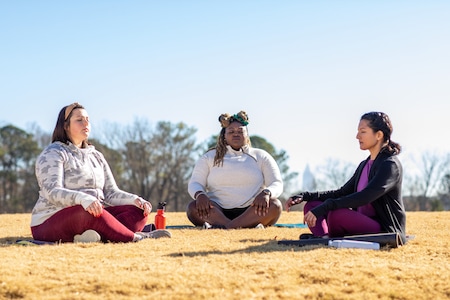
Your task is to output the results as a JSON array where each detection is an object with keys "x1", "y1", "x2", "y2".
[{"x1": 222, "y1": 206, "x2": 250, "y2": 220}]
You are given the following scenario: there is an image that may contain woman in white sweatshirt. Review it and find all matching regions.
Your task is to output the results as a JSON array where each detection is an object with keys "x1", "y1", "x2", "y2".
[
  {"x1": 31, "y1": 102, "x2": 170, "y2": 243},
  {"x1": 187, "y1": 111, "x2": 283, "y2": 229}
]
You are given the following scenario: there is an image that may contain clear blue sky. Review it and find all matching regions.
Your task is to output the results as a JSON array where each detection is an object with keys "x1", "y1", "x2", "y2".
[{"x1": 1, "y1": 1, "x2": 449, "y2": 191}]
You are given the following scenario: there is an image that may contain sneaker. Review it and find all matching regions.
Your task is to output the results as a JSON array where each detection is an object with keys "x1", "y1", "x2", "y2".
[
  {"x1": 142, "y1": 224, "x2": 156, "y2": 232},
  {"x1": 74, "y1": 229, "x2": 101, "y2": 243},
  {"x1": 202, "y1": 222, "x2": 212, "y2": 229},
  {"x1": 136, "y1": 229, "x2": 172, "y2": 239},
  {"x1": 255, "y1": 223, "x2": 265, "y2": 229},
  {"x1": 202, "y1": 222, "x2": 226, "y2": 229}
]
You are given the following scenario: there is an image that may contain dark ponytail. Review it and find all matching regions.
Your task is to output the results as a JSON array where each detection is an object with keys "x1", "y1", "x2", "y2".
[{"x1": 361, "y1": 112, "x2": 401, "y2": 155}]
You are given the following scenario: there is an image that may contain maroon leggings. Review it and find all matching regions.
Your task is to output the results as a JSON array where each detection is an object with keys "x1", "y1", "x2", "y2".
[
  {"x1": 304, "y1": 201, "x2": 381, "y2": 237},
  {"x1": 31, "y1": 205, "x2": 148, "y2": 243}
]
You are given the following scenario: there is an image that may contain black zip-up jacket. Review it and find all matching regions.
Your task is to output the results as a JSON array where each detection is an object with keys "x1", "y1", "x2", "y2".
[{"x1": 302, "y1": 149, "x2": 406, "y2": 244}]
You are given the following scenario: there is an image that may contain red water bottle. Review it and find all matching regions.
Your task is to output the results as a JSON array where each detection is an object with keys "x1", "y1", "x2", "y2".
[{"x1": 155, "y1": 202, "x2": 167, "y2": 229}]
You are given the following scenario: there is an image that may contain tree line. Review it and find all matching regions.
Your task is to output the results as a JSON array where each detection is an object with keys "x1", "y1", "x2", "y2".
[
  {"x1": 0, "y1": 120, "x2": 297, "y2": 213},
  {"x1": 1, "y1": 121, "x2": 449, "y2": 213}
]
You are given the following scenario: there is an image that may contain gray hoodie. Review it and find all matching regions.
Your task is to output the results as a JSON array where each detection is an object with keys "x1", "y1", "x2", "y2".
[{"x1": 31, "y1": 141, "x2": 138, "y2": 226}]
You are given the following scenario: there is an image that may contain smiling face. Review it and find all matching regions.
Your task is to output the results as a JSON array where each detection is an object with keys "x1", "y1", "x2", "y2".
[
  {"x1": 224, "y1": 121, "x2": 248, "y2": 150},
  {"x1": 65, "y1": 108, "x2": 90, "y2": 147},
  {"x1": 356, "y1": 119, "x2": 383, "y2": 154}
]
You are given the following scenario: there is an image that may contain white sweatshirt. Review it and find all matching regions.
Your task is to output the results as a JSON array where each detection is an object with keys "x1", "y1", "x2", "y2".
[{"x1": 188, "y1": 145, "x2": 283, "y2": 209}]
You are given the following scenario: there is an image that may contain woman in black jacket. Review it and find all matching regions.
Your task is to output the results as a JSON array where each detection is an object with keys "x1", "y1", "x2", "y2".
[{"x1": 286, "y1": 112, "x2": 406, "y2": 244}]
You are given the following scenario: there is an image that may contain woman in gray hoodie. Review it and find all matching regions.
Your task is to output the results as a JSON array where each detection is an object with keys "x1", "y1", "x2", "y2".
[{"x1": 31, "y1": 102, "x2": 170, "y2": 243}]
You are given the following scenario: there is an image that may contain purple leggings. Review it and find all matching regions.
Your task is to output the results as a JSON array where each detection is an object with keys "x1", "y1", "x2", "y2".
[
  {"x1": 304, "y1": 201, "x2": 381, "y2": 237},
  {"x1": 31, "y1": 205, "x2": 148, "y2": 243}
]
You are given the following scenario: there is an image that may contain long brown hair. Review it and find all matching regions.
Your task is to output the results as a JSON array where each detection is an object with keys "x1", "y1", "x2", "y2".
[{"x1": 52, "y1": 102, "x2": 88, "y2": 147}]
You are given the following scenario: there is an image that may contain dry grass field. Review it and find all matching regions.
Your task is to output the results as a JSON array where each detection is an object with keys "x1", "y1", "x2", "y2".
[{"x1": 0, "y1": 211, "x2": 449, "y2": 300}]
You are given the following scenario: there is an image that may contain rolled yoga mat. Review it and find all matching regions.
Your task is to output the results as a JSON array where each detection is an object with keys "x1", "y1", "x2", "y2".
[{"x1": 278, "y1": 232, "x2": 403, "y2": 248}]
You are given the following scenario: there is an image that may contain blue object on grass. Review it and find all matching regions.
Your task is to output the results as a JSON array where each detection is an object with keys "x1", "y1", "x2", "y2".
[
  {"x1": 166, "y1": 225, "x2": 196, "y2": 229},
  {"x1": 16, "y1": 239, "x2": 57, "y2": 246},
  {"x1": 274, "y1": 223, "x2": 308, "y2": 228}
]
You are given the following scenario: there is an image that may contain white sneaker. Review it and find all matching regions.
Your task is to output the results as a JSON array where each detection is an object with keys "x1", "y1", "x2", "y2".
[
  {"x1": 74, "y1": 229, "x2": 101, "y2": 243},
  {"x1": 202, "y1": 222, "x2": 212, "y2": 229},
  {"x1": 136, "y1": 229, "x2": 172, "y2": 239},
  {"x1": 255, "y1": 223, "x2": 265, "y2": 229}
]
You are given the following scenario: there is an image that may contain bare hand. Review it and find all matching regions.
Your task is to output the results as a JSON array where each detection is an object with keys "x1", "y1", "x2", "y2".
[
  {"x1": 196, "y1": 194, "x2": 213, "y2": 219},
  {"x1": 304, "y1": 211, "x2": 317, "y2": 227},
  {"x1": 285, "y1": 195, "x2": 303, "y2": 212},
  {"x1": 135, "y1": 198, "x2": 152, "y2": 216},
  {"x1": 86, "y1": 200, "x2": 103, "y2": 217},
  {"x1": 251, "y1": 192, "x2": 270, "y2": 216}
]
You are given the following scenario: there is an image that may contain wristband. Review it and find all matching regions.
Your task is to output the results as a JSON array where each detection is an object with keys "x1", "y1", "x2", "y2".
[{"x1": 195, "y1": 191, "x2": 206, "y2": 200}]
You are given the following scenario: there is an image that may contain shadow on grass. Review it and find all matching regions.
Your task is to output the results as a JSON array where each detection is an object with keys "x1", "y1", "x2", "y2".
[
  {"x1": 166, "y1": 239, "x2": 327, "y2": 257},
  {"x1": 0, "y1": 236, "x2": 30, "y2": 246},
  {"x1": 0, "y1": 236, "x2": 59, "y2": 246}
]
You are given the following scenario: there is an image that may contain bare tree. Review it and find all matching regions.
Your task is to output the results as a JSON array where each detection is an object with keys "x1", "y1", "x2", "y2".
[
  {"x1": 314, "y1": 158, "x2": 355, "y2": 191},
  {"x1": 0, "y1": 125, "x2": 40, "y2": 212},
  {"x1": 26, "y1": 122, "x2": 52, "y2": 149},
  {"x1": 404, "y1": 151, "x2": 450, "y2": 210},
  {"x1": 118, "y1": 118, "x2": 155, "y2": 199},
  {"x1": 106, "y1": 119, "x2": 201, "y2": 211},
  {"x1": 438, "y1": 172, "x2": 450, "y2": 210},
  {"x1": 147, "y1": 121, "x2": 201, "y2": 211},
  {"x1": 89, "y1": 138, "x2": 125, "y2": 184},
  {"x1": 436, "y1": 153, "x2": 450, "y2": 210}
]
